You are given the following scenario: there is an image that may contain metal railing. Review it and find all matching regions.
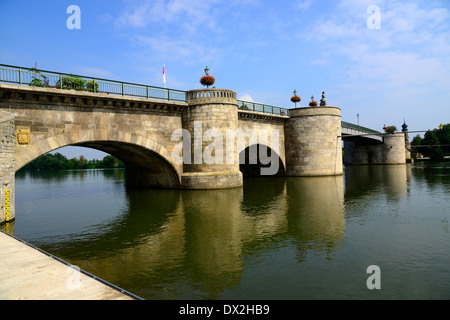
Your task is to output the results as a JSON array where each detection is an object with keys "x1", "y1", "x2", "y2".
[
  {"x1": 0, "y1": 63, "x2": 291, "y2": 116},
  {"x1": 341, "y1": 121, "x2": 381, "y2": 135},
  {"x1": 0, "y1": 63, "x2": 186, "y2": 102},
  {"x1": 0, "y1": 65, "x2": 382, "y2": 132},
  {"x1": 237, "y1": 100, "x2": 289, "y2": 116},
  {"x1": 5, "y1": 64, "x2": 395, "y2": 123},
  {"x1": 0, "y1": 64, "x2": 385, "y2": 132}
]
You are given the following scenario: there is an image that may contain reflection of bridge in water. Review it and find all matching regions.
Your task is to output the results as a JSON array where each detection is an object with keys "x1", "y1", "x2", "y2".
[
  {"x1": 7, "y1": 172, "x2": 349, "y2": 299},
  {"x1": 6, "y1": 164, "x2": 412, "y2": 299},
  {"x1": 1, "y1": 165, "x2": 411, "y2": 299}
]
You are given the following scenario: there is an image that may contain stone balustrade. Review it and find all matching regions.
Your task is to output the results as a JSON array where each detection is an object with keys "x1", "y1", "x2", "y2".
[{"x1": 187, "y1": 89, "x2": 237, "y2": 106}]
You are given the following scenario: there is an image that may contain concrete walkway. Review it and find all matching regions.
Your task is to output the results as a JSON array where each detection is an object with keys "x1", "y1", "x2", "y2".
[{"x1": 0, "y1": 231, "x2": 138, "y2": 300}]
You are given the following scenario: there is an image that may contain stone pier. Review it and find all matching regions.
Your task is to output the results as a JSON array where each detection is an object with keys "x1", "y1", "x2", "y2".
[
  {"x1": 181, "y1": 89, "x2": 243, "y2": 189},
  {"x1": 285, "y1": 106, "x2": 343, "y2": 176},
  {"x1": 343, "y1": 132, "x2": 406, "y2": 165}
]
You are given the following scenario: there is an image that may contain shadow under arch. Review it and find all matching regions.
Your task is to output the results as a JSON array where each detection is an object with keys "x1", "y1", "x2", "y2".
[
  {"x1": 239, "y1": 144, "x2": 285, "y2": 177},
  {"x1": 14, "y1": 129, "x2": 182, "y2": 189}
]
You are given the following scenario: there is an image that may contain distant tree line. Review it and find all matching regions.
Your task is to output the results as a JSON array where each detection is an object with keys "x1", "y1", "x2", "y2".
[
  {"x1": 411, "y1": 123, "x2": 450, "y2": 161},
  {"x1": 19, "y1": 153, "x2": 125, "y2": 171}
]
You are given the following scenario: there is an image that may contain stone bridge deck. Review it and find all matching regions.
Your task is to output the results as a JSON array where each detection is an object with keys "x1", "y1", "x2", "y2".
[{"x1": 341, "y1": 121, "x2": 383, "y2": 144}]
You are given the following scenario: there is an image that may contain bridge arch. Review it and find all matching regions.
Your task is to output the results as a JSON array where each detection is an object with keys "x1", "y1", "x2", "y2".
[
  {"x1": 238, "y1": 144, "x2": 286, "y2": 177},
  {"x1": 15, "y1": 129, "x2": 182, "y2": 189}
]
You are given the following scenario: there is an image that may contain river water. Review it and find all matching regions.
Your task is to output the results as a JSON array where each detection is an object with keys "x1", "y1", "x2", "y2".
[{"x1": 4, "y1": 162, "x2": 450, "y2": 300}]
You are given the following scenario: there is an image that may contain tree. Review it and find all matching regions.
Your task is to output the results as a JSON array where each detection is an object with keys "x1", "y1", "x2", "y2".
[
  {"x1": 436, "y1": 124, "x2": 450, "y2": 154},
  {"x1": 422, "y1": 130, "x2": 444, "y2": 161},
  {"x1": 78, "y1": 155, "x2": 88, "y2": 169},
  {"x1": 411, "y1": 134, "x2": 422, "y2": 146},
  {"x1": 99, "y1": 155, "x2": 117, "y2": 168},
  {"x1": 18, "y1": 152, "x2": 126, "y2": 172},
  {"x1": 68, "y1": 158, "x2": 79, "y2": 169}
]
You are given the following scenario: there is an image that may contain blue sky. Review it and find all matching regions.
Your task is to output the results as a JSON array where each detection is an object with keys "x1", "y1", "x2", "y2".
[{"x1": 1, "y1": 0, "x2": 449, "y2": 159}]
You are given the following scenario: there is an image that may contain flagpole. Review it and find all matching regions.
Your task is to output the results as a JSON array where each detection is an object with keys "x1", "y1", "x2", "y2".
[{"x1": 163, "y1": 64, "x2": 166, "y2": 89}]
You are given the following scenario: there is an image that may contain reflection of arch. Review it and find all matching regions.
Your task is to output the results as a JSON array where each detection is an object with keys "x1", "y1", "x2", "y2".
[
  {"x1": 239, "y1": 144, "x2": 285, "y2": 177},
  {"x1": 241, "y1": 177, "x2": 286, "y2": 213},
  {"x1": 15, "y1": 129, "x2": 182, "y2": 188},
  {"x1": 41, "y1": 188, "x2": 183, "y2": 259}
]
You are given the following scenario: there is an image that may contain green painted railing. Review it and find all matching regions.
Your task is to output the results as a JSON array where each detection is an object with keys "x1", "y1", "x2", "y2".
[
  {"x1": 341, "y1": 121, "x2": 381, "y2": 135},
  {"x1": 237, "y1": 100, "x2": 289, "y2": 116},
  {"x1": 1, "y1": 64, "x2": 381, "y2": 128},
  {"x1": 0, "y1": 63, "x2": 291, "y2": 116},
  {"x1": 0, "y1": 64, "x2": 186, "y2": 102}
]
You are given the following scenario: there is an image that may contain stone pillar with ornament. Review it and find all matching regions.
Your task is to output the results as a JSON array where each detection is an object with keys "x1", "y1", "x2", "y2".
[
  {"x1": 181, "y1": 67, "x2": 243, "y2": 189},
  {"x1": 285, "y1": 91, "x2": 343, "y2": 176}
]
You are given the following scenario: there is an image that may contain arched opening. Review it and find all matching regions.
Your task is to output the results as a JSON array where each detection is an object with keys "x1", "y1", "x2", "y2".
[
  {"x1": 74, "y1": 141, "x2": 181, "y2": 189},
  {"x1": 239, "y1": 144, "x2": 285, "y2": 177},
  {"x1": 15, "y1": 131, "x2": 182, "y2": 189}
]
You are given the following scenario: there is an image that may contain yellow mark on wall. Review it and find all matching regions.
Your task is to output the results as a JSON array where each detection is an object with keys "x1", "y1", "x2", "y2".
[
  {"x1": 5, "y1": 189, "x2": 10, "y2": 222},
  {"x1": 17, "y1": 128, "x2": 31, "y2": 145}
]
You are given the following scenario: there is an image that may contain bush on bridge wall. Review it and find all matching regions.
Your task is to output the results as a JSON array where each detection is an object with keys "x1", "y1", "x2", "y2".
[
  {"x1": 29, "y1": 73, "x2": 99, "y2": 92},
  {"x1": 56, "y1": 75, "x2": 86, "y2": 90}
]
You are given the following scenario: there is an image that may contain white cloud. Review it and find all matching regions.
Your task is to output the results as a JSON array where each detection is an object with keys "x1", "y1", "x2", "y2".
[
  {"x1": 76, "y1": 67, "x2": 114, "y2": 79},
  {"x1": 300, "y1": 0, "x2": 450, "y2": 130},
  {"x1": 297, "y1": 0, "x2": 313, "y2": 11},
  {"x1": 303, "y1": 0, "x2": 450, "y2": 84},
  {"x1": 114, "y1": 0, "x2": 220, "y2": 33},
  {"x1": 131, "y1": 34, "x2": 220, "y2": 65},
  {"x1": 111, "y1": 0, "x2": 229, "y2": 69},
  {"x1": 239, "y1": 94, "x2": 254, "y2": 102}
]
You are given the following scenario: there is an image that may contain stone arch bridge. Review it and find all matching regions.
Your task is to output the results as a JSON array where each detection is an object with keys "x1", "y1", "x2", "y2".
[{"x1": 0, "y1": 82, "x2": 408, "y2": 223}]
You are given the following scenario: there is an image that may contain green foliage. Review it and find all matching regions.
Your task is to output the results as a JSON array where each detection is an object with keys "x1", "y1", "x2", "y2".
[
  {"x1": 383, "y1": 125, "x2": 397, "y2": 134},
  {"x1": 419, "y1": 123, "x2": 450, "y2": 161},
  {"x1": 86, "y1": 80, "x2": 99, "y2": 92},
  {"x1": 27, "y1": 69, "x2": 100, "y2": 93},
  {"x1": 57, "y1": 75, "x2": 86, "y2": 90},
  {"x1": 100, "y1": 155, "x2": 118, "y2": 168},
  {"x1": 437, "y1": 124, "x2": 450, "y2": 149},
  {"x1": 29, "y1": 78, "x2": 45, "y2": 87},
  {"x1": 29, "y1": 72, "x2": 49, "y2": 87},
  {"x1": 19, "y1": 153, "x2": 125, "y2": 172},
  {"x1": 29, "y1": 69, "x2": 50, "y2": 87},
  {"x1": 411, "y1": 134, "x2": 422, "y2": 146}
]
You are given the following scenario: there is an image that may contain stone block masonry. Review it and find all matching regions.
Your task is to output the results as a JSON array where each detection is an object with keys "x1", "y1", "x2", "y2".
[
  {"x1": 182, "y1": 89, "x2": 243, "y2": 189},
  {"x1": 285, "y1": 106, "x2": 343, "y2": 176},
  {"x1": 0, "y1": 111, "x2": 15, "y2": 223},
  {"x1": 343, "y1": 133, "x2": 406, "y2": 165},
  {"x1": 0, "y1": 82, "x2": 407, "y2": 216}
]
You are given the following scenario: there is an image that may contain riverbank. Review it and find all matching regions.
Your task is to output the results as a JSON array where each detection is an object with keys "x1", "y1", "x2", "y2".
[{"x1": 0, "y1": 230, "x2": 140, "y2": 300}]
